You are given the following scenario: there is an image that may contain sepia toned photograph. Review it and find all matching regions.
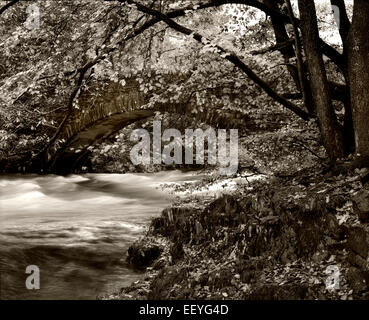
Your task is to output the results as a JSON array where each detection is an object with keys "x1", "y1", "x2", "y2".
[{"x1": 1, "y1": 0, "x2": 369, "y2": 307}]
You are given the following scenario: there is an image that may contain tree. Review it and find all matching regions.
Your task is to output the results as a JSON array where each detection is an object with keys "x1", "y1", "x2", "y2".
[
  {"x1": 122, "y1": 0, "x2": 368, "y2": 169},
  {"x1": 347, "y1": 0, "x2": 369, "y2": 165},
  {"x1": 297, "y1": 0, "x2": 344, "y2": 162},
  {"x1": 1, "y1": 0, "x2": 368, "y2": 172}
]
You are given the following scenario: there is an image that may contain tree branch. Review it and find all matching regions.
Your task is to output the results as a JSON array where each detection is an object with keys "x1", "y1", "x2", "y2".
[
  {"x1": 63, "y1": 0, "x2": 344, "y2": 80},
  {"x1": 30, "y1": 66, "x2": 90, "y2": 172},
  {"x1": 0, "y1": 0, "x2": 19, "y2": 16},
  {"x1": 118, "y1": 0, "x2": 345, "y2": 71},
  {"x1": 127, "y1": 0, "x2": 314, "y2": 121}
]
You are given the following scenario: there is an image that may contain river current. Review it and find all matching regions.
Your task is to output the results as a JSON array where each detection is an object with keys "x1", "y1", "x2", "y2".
[{"x1": 0, "y1": 171, "x2": 200, "y2": 299}]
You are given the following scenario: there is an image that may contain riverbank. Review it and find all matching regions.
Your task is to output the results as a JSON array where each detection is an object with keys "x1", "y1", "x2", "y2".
[{"x1": 101, "y1": 160, "x2": 369, "y2": 300}]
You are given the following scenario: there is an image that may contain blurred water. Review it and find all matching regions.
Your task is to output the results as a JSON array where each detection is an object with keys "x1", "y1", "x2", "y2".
[{"x1": 0, "y1": 171, "x2": 199, "y2": 300}]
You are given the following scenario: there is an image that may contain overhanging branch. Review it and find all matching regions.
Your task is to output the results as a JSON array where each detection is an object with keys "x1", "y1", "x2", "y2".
[
  {"x1": 120, "y1": 0, "x2": 345, "y2": 71},
  {"x1": 126, "y1": 0, "x2": 314, "y2": 121}
]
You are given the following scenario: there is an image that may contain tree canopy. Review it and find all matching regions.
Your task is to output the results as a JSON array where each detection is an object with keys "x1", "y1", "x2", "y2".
[{"x1": 2, "y1": 0, "x2": 368, "y2": 174}]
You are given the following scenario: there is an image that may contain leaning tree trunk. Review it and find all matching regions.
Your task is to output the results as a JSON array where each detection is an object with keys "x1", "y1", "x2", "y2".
[
  {"x1": 348, "y1": 0, "x2": 369, "y2": 164},
  {"x1": 298, "y1": 0, "x2": 344, "y2": 162}
]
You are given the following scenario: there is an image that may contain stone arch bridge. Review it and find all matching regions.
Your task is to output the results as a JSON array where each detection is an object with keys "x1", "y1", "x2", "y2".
[{"x1": 44, "y1": 80, "x2": 248, "y2": 174}]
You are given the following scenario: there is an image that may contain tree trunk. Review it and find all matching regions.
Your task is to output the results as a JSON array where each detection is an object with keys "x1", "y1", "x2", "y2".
[
  {"x1": 342, "y1": 94, "x2": 355, "y2": 155},
  {"x1": 263, "y1": 0, "x2": 299, "y2": 87},
  {"x1": 348, "y1": 0, "x2": 369, "y2": 163},
  {"x1": 329, "y1": 0, "x2": 354, "y2": 155},
  {"x1": 263, "y1": 0, "x2": 315, "y2": 114},
  {"x1": 330, "y1": 0, "x2": 350, "y2": 61},
  {"x1": 285, "y1": 0, "x2": 315, "y2": 114},
  {"x1": 298, "y1": 0, "x2": 344, "y2": 162}
]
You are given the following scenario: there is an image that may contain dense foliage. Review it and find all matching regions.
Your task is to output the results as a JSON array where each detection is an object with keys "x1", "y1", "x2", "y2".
[{"x1": 1, "y1": 0, "x2": 366, "y2": 175}]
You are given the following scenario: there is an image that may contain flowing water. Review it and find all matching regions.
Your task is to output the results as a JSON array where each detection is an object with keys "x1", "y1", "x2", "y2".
[{"x1": 0, "y1": 171, "x2": 201, "y2": 300}]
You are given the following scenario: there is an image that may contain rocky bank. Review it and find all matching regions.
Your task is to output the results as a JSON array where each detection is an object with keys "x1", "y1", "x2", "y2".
[{"x1": 101, "y1": 166, "x2": 369, "y2": 300}]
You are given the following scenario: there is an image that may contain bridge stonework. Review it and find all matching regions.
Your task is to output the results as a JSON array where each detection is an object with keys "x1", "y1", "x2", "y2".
[
  {"x1": 64, "y1": 80, "x2": 145, "y2": 141},
  {"x1": 47, "y1": 79, "x2": 248, "y2": 174}
]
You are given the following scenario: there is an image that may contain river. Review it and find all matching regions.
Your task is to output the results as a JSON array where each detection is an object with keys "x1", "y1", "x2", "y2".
[{"x1": 0, "y1": 171, "x2": 201, "y2": 300}]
